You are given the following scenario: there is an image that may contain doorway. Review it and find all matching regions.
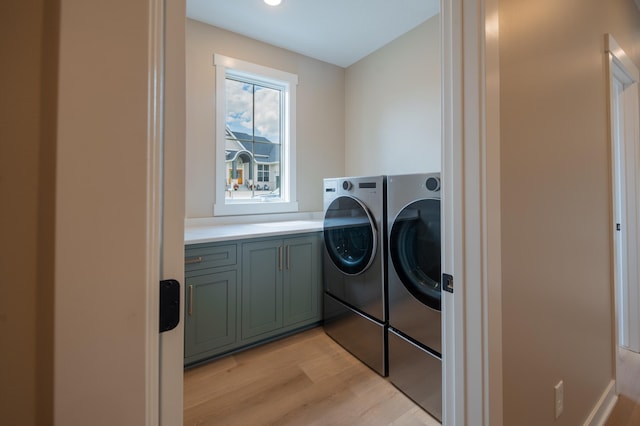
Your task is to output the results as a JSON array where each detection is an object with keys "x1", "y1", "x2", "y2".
[
  {"x1": 180, "y1": 0, "x2": 441, "y2": 422},
  {"x1": 161, "y1": 0, "x2": 501, "y2": 424},
  {"x1": 607, "y1": 33, "x2": 640, "y2": 401}
]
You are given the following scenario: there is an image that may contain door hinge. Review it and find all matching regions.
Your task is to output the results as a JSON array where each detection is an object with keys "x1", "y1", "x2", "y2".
[
  {"x1": 443, "y1": 273, "x2": 454, "y2": 293},
  {"x1": 159, "y1": 279, "x2": 180, "y2": 332}
]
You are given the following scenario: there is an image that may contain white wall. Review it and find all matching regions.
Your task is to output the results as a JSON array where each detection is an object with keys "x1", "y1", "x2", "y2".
[
  {"x1": 345, "y1": 15, "x2": 441, "y2": 176},
  {"x1": 186, "y1": 20, "x2": 345, "y2": 218},
  {"x1": 499, "y1": 0, "x2": 640, "y2": 424}
]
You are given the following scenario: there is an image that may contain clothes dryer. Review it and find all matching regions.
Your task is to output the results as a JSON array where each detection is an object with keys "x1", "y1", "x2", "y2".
[
  {"x1": 322, "y1": 175, "x2": 387, "y2": 376},
  {"x1": 387, "y1": 173, "x2": 442, "y2": 420}
]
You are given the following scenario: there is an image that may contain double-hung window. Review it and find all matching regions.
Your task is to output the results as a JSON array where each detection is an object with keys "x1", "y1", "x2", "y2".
[{"x1": 214, "y1": 54, "x2": 298, "y2": 216}]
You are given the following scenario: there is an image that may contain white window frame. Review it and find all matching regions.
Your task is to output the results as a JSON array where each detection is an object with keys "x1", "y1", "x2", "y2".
[{"x1": 213, "y1": 54, "x2": 298, "y2": 216}]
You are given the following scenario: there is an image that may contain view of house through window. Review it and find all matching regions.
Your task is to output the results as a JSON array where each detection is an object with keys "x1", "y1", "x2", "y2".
[
  {"x1": 214, "y1": 54, "x2": 298, "y2": 215},
  {"x1": 225, "y1": 78, "x2": 281, "y2": 200}
]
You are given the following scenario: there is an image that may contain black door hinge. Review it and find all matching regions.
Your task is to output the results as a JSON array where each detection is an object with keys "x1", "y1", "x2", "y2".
[{"x1": 159, "y1": 279, "x2": 180, "y2": 332}]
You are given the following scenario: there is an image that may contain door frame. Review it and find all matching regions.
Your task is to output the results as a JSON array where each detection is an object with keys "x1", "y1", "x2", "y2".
[
  {"x1": 146, "y1": 0, "x2": 187, "y2": 424},
  {"x1": 146, "y1": 0, "x2": 502, "y2": 423},
  {"x1": 441, "y1": 0, "x2": 502, "y2": 424},
  {"x1": 606, "y1": 34, "x2": 640, "y2": 354},
  {"x1": 605, "y1": 31, "x2": 640, "y2": 416},
  {"x1": 145, "y1": 0, "x2": 163, "y2": 422}
]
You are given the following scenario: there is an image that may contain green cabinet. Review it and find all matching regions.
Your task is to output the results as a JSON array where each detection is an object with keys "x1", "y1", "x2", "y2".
[
  {"x1": 241, "y1": 234, "x2": 320, "y2": 340},
  {"x1": 283, "y1": 236, "x2": 321, "y2": 326},
  {"x1": 242, "y1": 239, "x2": 283, "y2": 339},
  {"x1": 184, "y1": 270, "x2": 237, "y2": 359},
  {"x1": 184, "y1": 243, "x2": 238, "y2": 365},
  {"x1": 184, "y1": 232, "x2": 321, "y2": 366}
]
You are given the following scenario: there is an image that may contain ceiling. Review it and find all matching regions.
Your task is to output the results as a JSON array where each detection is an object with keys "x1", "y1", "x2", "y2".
[{"x1": 186, "y1": 0, "x2": 440, "y2": 68}]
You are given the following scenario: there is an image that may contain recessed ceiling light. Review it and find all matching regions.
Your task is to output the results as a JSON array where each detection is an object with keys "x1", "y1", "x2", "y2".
[{"x1": 264, "y1": 0, "x2": 281, "y2": 6}]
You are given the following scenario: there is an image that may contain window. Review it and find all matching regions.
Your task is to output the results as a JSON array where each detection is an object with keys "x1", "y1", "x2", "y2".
[
  {"x1": 214, "y1": 54, "x2": 298, "y2": 216},
  {"x1": 257, "y1": 164, "x2": 270, "y2": 183}
]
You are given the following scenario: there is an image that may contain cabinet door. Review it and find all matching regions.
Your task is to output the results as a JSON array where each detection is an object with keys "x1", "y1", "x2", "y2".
[
  {"x1": 184, "y1": 270, "x2": 237, "y2": 359},
  {"x1": 283, "y1": 235, "x2": 321, "y2": 326},
  {"x1": 241, "y1": 239, "x2": 283, "y2": 339}
]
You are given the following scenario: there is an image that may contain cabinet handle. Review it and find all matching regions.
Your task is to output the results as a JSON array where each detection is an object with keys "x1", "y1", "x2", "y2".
[
  {"x1": 185, "y1": 256, "x2": 202, "y2": 265},
  {"x1": 188, "y1": 285, "x2": 193, "y2": 316},
  {"x1": 278, "y1": 246, "x2": 283, "y2": 271},
  {"x1": 286, "y1": 245, "x2": 290, "y2": 270}
]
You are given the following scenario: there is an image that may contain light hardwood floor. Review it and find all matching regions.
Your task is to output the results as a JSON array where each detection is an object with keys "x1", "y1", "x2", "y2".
[
  {"x1": 184, "y1": 327, "x2": 640, "y2": 425},
  {"x1": 184, "y1": 326, "x2": 440, "y2": 425},
  {"x1": 606, "y1": 395, "x2": 640, "y2": 426},
  {"x1": 605, "y1": 347, "x2": 640, "y2": 426}
]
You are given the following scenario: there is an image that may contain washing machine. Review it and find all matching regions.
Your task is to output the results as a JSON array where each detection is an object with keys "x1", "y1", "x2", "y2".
[
  {"x1": 387, "y1": 172, "x2": 442, "y2": 421},
  {"x1": 322, "y1": 175, "x2": 387, "y2": 376}
]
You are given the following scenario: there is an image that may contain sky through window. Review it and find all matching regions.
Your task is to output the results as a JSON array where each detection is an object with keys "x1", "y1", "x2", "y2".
[{"x1": 225, "y1": 79, "x2": 280, "y2": 143}]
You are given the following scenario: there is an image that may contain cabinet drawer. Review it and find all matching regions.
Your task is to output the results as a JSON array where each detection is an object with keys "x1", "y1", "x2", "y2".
[{"x1": 185, "y1": 243, "x2": 237, "y2": 271}]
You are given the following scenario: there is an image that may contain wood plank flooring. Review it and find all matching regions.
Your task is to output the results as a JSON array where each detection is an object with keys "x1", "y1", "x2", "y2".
[
  {"x1": 184, "y1": 326, "x2": 440, "y2": 425},
  {"x1": 606, "y1": 395, "x2": 640, "y2": 426},
  {"x1": 605, "y1": 347, "x2": 640, "y2": 426}
]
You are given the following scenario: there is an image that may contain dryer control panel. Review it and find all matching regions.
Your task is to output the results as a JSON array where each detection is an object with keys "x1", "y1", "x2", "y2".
[{"x1": 323, "y1": 176, "x2": 386, "y2": 219}]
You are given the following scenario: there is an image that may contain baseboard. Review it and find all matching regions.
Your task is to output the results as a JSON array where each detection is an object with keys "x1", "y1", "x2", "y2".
[{"x1": 583, "y1": 380, "x2": 617, "y2": 426}]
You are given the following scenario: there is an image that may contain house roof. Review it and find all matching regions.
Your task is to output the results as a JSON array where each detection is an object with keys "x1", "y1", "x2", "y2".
[{"x1": 225, "y1": 129, "x2": 280, "y2": 164}]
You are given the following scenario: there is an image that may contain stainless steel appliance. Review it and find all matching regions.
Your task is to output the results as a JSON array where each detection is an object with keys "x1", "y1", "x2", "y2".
[
  {"x1": 322, "y1": 175, "x2": 387, "y2": 376},
  {"x1": 387, "y1": 173, "x2": 442, "y2": 421}
]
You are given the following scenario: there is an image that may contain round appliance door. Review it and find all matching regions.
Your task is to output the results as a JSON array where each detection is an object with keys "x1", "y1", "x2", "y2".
[
  {"x1": 323, "y1": 196, "x2": 377, "y2": 275},
  {"x1": 390, "y1": 198, "x2": 441, "y2": 311}
]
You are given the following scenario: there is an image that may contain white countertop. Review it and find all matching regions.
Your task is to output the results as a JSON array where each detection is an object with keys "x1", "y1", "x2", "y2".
[{"x1": 185, "y1": 219, "x2": 324, "y2": 244}]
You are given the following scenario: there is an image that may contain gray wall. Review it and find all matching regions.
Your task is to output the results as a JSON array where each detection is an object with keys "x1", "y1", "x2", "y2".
[{"x1": 499, "y1": 0, "x2": 640, "y2": 424}]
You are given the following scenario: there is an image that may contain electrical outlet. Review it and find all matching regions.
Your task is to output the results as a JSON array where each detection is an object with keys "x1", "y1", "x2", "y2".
[{"x1": 554, "y1": 380, "x2": 564, "y2": 419}]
